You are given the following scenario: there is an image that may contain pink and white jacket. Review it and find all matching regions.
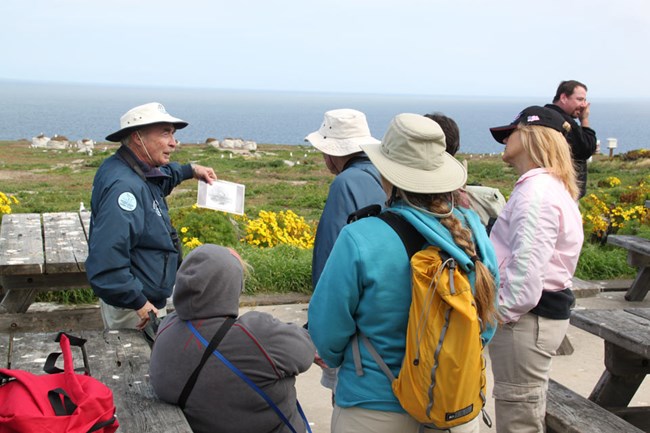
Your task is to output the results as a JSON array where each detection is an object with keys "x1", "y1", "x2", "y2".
[{"x1": 490, "y1": 168, "x2": 583, "y2": 323}]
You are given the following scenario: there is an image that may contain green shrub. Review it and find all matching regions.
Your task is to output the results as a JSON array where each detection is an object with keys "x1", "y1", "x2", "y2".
[
  {"x1": 239, "y1": 244, "x2": 312, "y2": 295},
  {"x1": 170, "y1": 206, "x2": 242, "y2": 252}
]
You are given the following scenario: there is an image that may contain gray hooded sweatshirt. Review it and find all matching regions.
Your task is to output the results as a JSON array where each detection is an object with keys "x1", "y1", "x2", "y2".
[{"x1": 149, "y1": 244, "x2": 315, "y2": 433}]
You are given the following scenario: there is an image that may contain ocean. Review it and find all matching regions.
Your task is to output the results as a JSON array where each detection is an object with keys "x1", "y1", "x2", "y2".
[{"x1": 1, "y1": 80, "x2": 648, "y2": 155}]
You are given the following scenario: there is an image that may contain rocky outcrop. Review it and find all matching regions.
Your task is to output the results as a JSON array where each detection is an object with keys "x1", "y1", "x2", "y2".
[
  {"x1": 31, "y1": 133, "x2": 50, "y2": 148},
  {"x1": 47, "y1": 135, "x2": 69, "y2": 149}
]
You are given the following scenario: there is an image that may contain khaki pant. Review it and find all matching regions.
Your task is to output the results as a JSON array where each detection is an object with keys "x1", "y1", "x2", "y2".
[
  {"x1": 100, "y1": 300, "x2": 167, "y2": 330},
  {"x1": 331, "y1": 406, "x2": 479, "y2": 433},
  {"x1": 489, "y1": 313, "x2": 569, "y2": 433}
]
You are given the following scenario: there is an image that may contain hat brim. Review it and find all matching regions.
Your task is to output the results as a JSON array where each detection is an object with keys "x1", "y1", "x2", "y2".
[
  {"x1": 305, "y1": 132, "x2": 380, "y2": 156},
  {"x1": 489, "y1": 125, "x2": 516, "y2": 144},
  {"x1": 105, "y1": 121, "x2": 188, "y2": 142},
  {"x1": 360, "y1": 142, "x2": 467, "y2": 194}
]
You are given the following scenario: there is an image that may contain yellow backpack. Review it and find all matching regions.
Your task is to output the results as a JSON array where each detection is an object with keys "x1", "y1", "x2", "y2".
[{"x1": 354, "y1": 212, "x2": 491, "y2": 429}]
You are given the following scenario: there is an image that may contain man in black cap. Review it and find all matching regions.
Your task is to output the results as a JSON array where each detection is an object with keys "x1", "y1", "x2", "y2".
[
  {"x1": 545, "y1": 80, "x2": 598, "y2": 199},
  {"x1": 86, "y1": 102, "x2": 217, "y2": 330}
]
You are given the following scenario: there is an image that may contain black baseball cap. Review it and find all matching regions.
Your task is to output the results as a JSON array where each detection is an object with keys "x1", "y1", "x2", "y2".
[{"x1": 489, "y1": 105, "x2": 568, "y2": 144}]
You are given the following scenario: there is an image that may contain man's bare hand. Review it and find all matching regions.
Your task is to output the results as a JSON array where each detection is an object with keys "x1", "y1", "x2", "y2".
[
  {"x1": 192, "y1": 164, "x2": 218, "y2": 185},
  {"x1": 135, "y1": 301, "x2": 158, "y2": 330}
]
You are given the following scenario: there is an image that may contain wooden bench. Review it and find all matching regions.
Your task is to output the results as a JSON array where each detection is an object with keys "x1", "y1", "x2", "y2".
[
  {"x1": 606, "y1": 234, "x2": 650, "y2": 301},
  {"x1": 1, "y1": 329, "x2": 192, "y2": 432},
  {"x1": 0, "y1": 212, "x2": 91, "y2": 313},
  {"x1": 566, "y1": 308, "x2": 650, "y2": 432},
  {"x1": 546, "y1": 379, "x2": 645, "y2": 433}
]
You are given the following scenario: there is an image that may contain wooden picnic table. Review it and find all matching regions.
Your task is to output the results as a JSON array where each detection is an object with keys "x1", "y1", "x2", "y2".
[
  {"x1": 0, "y1": 212, "x2": 91, "y2": 313},
  {"x1": 1, "y1": 328, "x2": 192, "y2": 432},
  {"x1": 569, "y1": 308, "x2": 650, "y2": 431},
  {"x1": 607, "y1": 234, "x2": 650, "y2": 301}
]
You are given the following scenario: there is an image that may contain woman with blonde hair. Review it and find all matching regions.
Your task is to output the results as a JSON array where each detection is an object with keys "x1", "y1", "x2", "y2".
[
  {"x1": 488, "y1": 106, "x2": 584, "y2": 432},
  {"x1": 308, "y1": 113, "x2": 499, "y2": 433}
]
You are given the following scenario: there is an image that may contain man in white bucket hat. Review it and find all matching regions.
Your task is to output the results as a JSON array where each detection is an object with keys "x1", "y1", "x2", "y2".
[
  {"x1": 308, "y1": 113, "x2": 499, "y2": 433},
  {"x1": 306, "y1": 108, "x2": 385, "y2": 286},
  {"x1": 86, "y1": 102, "x2": 218, "y2": 330},
  {"x1": 305, "y1": 108, "x2": 386, "y2": 401}
]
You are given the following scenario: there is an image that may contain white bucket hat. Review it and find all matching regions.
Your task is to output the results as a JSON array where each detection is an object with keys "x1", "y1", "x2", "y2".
[
  {"x1": 360, "y1": 113, "x2": 467, "y2": 194},
  {"x1": 105, "y1": 102, "x2": 188, "y2": 142},
  {"x1": 305, "y1": 109, "x2": 380, "y2": 156}
]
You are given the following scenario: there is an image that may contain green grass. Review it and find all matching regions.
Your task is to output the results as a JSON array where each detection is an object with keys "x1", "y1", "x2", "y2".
[{"x1": 574, "y1": 243, "x2": 633, "y2": 280}]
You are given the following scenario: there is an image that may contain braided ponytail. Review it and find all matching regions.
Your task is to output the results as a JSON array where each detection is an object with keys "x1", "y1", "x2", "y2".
[{"x1": 402, "y1": 192, "x2": 497, "y2": 326}]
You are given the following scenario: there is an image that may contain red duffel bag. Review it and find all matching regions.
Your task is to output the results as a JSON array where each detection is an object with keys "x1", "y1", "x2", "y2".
[{"x1": 0, "y1": 332, "x2": 118, "y2": 433}]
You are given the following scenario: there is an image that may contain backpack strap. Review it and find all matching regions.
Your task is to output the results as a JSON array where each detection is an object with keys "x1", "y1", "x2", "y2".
[
  {"x1": 352, "y1": 212, "x2": 425, "y2": 379},
  {"x1": 186, "y1": 321, "x2": 312, "y2": 433},
  {"x1": 378, "y1": 212, "x2": 425, "y2": 259},
  {"x1": 179, "y1": 317, "x2": 236, "y2": 409},
  {"x1": 44, "y1": 333, "x2": 90, "y2": 376}
]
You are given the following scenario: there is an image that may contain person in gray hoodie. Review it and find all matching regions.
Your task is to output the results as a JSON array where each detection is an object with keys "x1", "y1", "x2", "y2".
[{"x1": 149, "y1": 244, "x2": 316, "y2": 433}]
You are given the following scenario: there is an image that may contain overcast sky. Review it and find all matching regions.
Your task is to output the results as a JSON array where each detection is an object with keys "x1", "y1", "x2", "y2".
[{"x1": 2, "y1": 0, "x2": 649, "y2": 98}]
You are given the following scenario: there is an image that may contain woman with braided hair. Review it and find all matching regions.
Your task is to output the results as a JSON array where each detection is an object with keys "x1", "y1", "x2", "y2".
[
  {"x1": 487, "y1": 106, "x2": 583, "y2": 433},
  {"x1": 308, "y1": 113, "x2": 499, "y2": 433}
]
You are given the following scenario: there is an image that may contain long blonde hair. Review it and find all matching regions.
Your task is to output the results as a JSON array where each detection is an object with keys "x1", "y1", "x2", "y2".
[
  {"x1": 399, "y1": 190, "x2": 497, "y2": 326},
  {"x1": 517, "y1": 124, "x2": 580, "y2": 200}
]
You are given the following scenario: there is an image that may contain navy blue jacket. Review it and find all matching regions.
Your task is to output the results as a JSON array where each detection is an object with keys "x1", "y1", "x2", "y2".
[{"x1": 86, "y1": 146, "x2": 193, "y2": 310}]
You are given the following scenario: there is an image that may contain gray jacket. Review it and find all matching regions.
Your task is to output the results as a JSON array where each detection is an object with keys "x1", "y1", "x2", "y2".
[{"x1": 149, "y1": 245, "x2": 315, "y2": 433}]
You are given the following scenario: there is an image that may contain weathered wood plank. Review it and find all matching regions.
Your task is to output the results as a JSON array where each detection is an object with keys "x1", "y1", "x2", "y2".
[
  {"x1": 611, "y1": 407, "x2": 650, "y2": 432},
  {"x1": 624, "y1": 267, "x2": 650, "y2": 301},
  {"x1": 0, "y1": 289, "x2": 39, "y2": 314},
  {"x1": 588, "y1": 368, "x2": 647, "y2": 410},
  {"x1": 627, "y1": 307, "x2": 650, "y2": 321},
  {"x1": 0, "y1": 272, "x2": 89, "y2": 291},
  {"x1": 0, "y1": 213, "x2": 44, "y2": 275},
  {"x1": 1, "y1": 330, "x2": 192, "y2": 433},
  {"x1": 42, "y1": 212, "x2": 88, "y2": 273},
  {"x1": 570, "y1": 309, "x2": 650, "y2": 359},
  {"x1": 80, "y1": 211, "x2": 91, "y2": 239},
  {"x1": 0, "y1": 306, "x2": 103, "y2": 332},
  {"x1": 546, "y1": 379, "x2": 645, "y2": 433},
  {"x1": 571, "y1": 277, "x2": 602, "y2": 297},
  {"x1": 607, "y1": 235, "x2": 650, "y2": 258}
]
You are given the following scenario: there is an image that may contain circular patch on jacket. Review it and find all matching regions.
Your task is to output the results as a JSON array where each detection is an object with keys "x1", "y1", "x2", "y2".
[{"x1": 118, "y1": 192, "x2": 137, "y2": 211}]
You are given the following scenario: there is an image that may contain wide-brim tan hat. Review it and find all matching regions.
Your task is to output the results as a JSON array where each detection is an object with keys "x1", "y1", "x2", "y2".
[
  {"x1": 105, "y1": 102, "x2": 188, "y2": 142},
  {"x1": 360, "y1": 113, "x2": 466, "y2": 194},
  {"x1": 305, "y1": 108, "x2": 380, "y2": 156}
]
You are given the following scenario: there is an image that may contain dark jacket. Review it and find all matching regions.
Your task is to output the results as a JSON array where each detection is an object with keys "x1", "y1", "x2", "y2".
[
  {"x1": 86, "y1": 145, "x2": 193, "y2": 310},
  {"x1": 545, "y1": 103, "x2": 597, "y2": 199},
  {"x1": 311, "y1": 155, "x2": 385, "y2": 287},
  {"x1": 150, "y1": 245, "x2": 315, "y2": 433}
]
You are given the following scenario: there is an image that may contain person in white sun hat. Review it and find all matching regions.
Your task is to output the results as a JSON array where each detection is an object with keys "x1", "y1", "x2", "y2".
[
  {"x1": 86, "y1": 102, "x2": 217, "y2": 330},
  {"x1": 308, "y1": 113, "x2": 499, "y2": 433},
  {"x1": 306, "y1": 108, "x2": 386, "y2": 286},
  {"x1": 305, "y1": 108, "x2": 386, "y2": 402}
]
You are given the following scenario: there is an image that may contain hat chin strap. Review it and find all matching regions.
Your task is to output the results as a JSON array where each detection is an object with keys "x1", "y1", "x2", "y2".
[
  {"x1": 386, "y1": 186, "x2": 399, "y2": 207},
  {"x1": 136, "y1": 131, "x2": 157, "y2": 167}
]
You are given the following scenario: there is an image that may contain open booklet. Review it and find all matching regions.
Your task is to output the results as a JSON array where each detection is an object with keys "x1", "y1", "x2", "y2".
[{"x1": 196, "y1": 180, "x2": 245, "y2": 215}]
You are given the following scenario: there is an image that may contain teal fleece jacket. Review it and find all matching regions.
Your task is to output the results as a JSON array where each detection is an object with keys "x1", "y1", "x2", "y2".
[{"x1": 308, "y1": 203, "x2": 499, "y2": 413}]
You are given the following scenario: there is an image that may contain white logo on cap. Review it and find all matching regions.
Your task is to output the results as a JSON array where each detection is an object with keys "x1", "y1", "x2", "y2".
[
  {"x1": 157, "y1": 104, "x2": 167, "y2": 114},
  {"x1": 527, "y1": 115, "x2": 540, "y2": 122},
  {"x1": 118, "y1": 192, "x2": 137, "y2": 211}
]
